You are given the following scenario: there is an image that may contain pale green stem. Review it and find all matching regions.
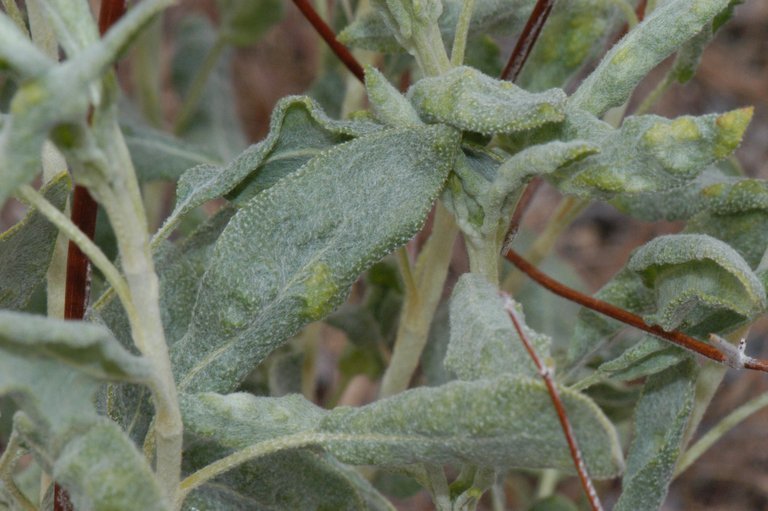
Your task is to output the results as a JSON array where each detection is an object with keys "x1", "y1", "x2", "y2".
[
  {"x1": 675, "y1": 390, "x2": 768, "y2": 477},
  {"x1": 424, "y1": 464, "x2": 452, "y2": 511},
  {"x1": 490, "y1": 481, "x2": 506, "y2": 511},
  {"x1": 174, "y1": 35, "x2": 227, "y2": 134},
  {"x1": 396, "y1": 247, "x2": 418, "y2": 298},
  {"x1": 466, "y1": 238, "x2": 500, "y2": 286},
  {"x1": 15, "y1": 185, "x2": 135, "y2": 324},
  {"x1": 634, "y1": 72, "x2": 674, "y2": 116},
  {"x1": 454, "y1": 467, "x2": 495, "y2": 511},
  {"x1": 502, "y1": 196, "x2": 588, "y2": 293},
  {"x1": 0, "y1": 429, "x2": 37, "y2": 511},
  {"x1": 450, "y1": 0, "x2": 476, "y2": 66},
  {"x1": 27, "y1": 0, "x2": 57, "y2": 58},
  {"x1": 609, "y1": 0, "x2": 639, "y2": 29},
  {"x1": 0, "y1": 0, "x2": 29, "y2": 37},
  {"x1": 90, "y1": 119, "x2": 183, "y2": 506},
  {"x1": 410, "y1": 21, "x2": 451, "y2": 76},
  {"x1": 379, "y1": 203, "x2": 457, "y2": 398},
  {"x1": 536, "y1": 469, "x2": 559, "y2": 499}
]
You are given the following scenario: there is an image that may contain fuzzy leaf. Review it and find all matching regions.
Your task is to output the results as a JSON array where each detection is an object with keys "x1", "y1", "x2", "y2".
[
  {"x1": 684, "y1": 179, "x2": 768, "y2": 268},
  {"x1": 518, "y1": 0, "x2": 621, "y2": 91},
  {"x1": 628, "y1": 234, "x2": 767, "y2": 334},
  {"x1": 216, "y1": 0, "x2": 283, "y2": 47},
  {"x1": 35, "y1": 0, "x2": 99, "y2": 56},
  {"x1": 554, "y1": 109, "x2": 752, "y2": 198},
  {"x1": 159, "y1": 95, "x2": 380, "y2": 240},
  {"x1": 171, "y1": 125, "x2": 459, "y2": 392},
  {"x1": 121, "y1": 120, "x2": 220, "y2": 182},
  {"x1": 0, "y1": 13, "x2": 52, "y2": 78},
  {"x1": 408, "y1": 66, "x2": 567, "y2": 136},
  {"x1": 569, "y1": 269, "x2": 655, "y2": 367},
  {"x1": 364, "y1": 65, "x2": 422, "y2": 127},
  {"x1": 570, "y1": 0, "x2": 736, "y2": 115},
  {"x1": 0, "y1": 172, "x2": 69, "y2": 310},
  {"x1": 446, "y1": 274, "x2": 549, "y2": 380},
  {"x1": 339, "y1": 0, "x2": 534, "y2": 53},
  {"x1": 182, "y1": 375, "x2": 623, "y2": 477},
  {"x1": 54, "y1": 419, "x2": 168, "y2": 511},
  {"x1": 614, "y1": 359, "x2": 697, "y2": 511}
]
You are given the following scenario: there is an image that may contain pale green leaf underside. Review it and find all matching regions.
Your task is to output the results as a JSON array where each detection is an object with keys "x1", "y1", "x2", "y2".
[
  {"x1": 54, "y1": 419, "x2": 168, "y2": 511},
  {"x1": 157, "y1": 95, "x2": 381, "y2": 241},
  {"x1": 0, "y1": 172, "x2": 69, "y2": 310},
  {"x1": 408, "y1": 66, "x2": 567, "y2": 136},
  {"x1": 172, "y1": 125, "x2": 459, "y2": 392},
  {"x1": 365, "y1": 65, "x2": 422, "y2": 128},
  {"x1": 554, "y1": 109, "x2": 751, "y2": 198},
  {"x1": 614, "y1": 359, "x2": 697, "y2": 511},
  {"x1": 571, "y1": 0, "x2": 736, "y2": 115},
  {"x1": 629, "y1": 233, "x2": 766, "y2": 333},
  {"x1": 446, "y1": 274, "x2": 548, "y2": 380},
  {"x1": 182, "y1": 375, "x2": 623, "y2": 478},
  {"x1": 339, "y1": 0, "x2": 534, "y2": 53},
  {"x1": 0, "y1": 310, "x2": 151, "y2": 383}
]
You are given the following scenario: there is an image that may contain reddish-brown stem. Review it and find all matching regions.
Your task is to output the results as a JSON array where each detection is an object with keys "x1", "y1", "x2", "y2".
[
  {"x1": 291, "y1": 0, "x2": 365, "y2": 83},
  {"x1": 502, "y1": 249, "x2": 768, "y2": 371},
  {"x1": 56, "y1": 1, "x2": 127, "y2": 510},
  {"x1": 501, "y1": 294, "x2": 603, "y2": 511},
  {"x1": 500, "y1": 0, "x2": 555, "y2": 81}
]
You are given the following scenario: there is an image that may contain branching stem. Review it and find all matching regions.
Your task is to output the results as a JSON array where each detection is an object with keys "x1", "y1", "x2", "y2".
[{"x1": 450, "y1": 0, "x2": 476, "y2": 66}]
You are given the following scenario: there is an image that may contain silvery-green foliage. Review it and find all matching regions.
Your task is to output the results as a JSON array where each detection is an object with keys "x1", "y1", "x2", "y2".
[
  {"x1": 0, "y1": 172, "x2": 69, "y2": 310},
  {"x1": 171, "y1": 125, "x2": 459, "y2": 393},
  {"x1": 628, "y1": 234, "x2": 766, "y2": 334},
  {"x1": 35, "y1": 0, "x2": 99, "y2": 56},
  {"x1": 121, "y1": 121, "x2": 220, "y2": 182},
  {"x1": 364, "y1": 65, "x2": 423, "y2": 127},
  {"x1": 445, "y1": 274, "x2": 549, "y2": 380},
  {"x1": 421, "y1": 302, "x2": 452, "y2": 386},
  {"x1": 0, "y1": 14, "x2": 52, "y2": 78},
  {"x1": 614, "y1": 359, "x2": 698, "y2": 511},
  {"x1": 570, "y1": 0, "x2": 736, "y2": 116},
  {"x1": 408, "y1": 66, "x2": 567, "y2": 136},
  {"x1": 216, "y1": 0, "x2": 283, "y2": 47},
  {"x1": 171, "y1": 15, "x2": 246, "y2": 161},
  {"x1": 181, "y1": 378, "x2": 623, "y2": 477},
  {"x1": 517, "y1": 0, "x2": 622, "y2": 92},
  {"x1": 553, "y1": 109, "x2": 752, "y2": 198},
  {"x1": 158, "y1": 95, "x2": 381, "y2": 240},
  {"x1": 339, "y1": 0, "x2": 534, "y2": 53},
  {"x1": 684, "y1": 179, "x2": 768, "y2": 268}
]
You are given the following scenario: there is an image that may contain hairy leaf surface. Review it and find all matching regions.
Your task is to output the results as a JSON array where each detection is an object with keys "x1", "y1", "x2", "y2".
[
  {"x1": 446, "y1": 274, "x2": 549, "y2": 380},
  {"x1": 570, "y1": 0, "x2": 736, "y2": 115},
  {"x1": 408, "y1": 67, "x2": 566, "y2": 136},
  {"x1": 614, "y1": 359, "x2": 697, "y2": 511},
  {"x1": 181, "y1": 376, "x2": 623, "y2": 477},
  {"x1": 172, "y1": 125, "x2": 459, "y2": 392},
  {"x1": 0, "y1": 172, "x2": 69, "y2": 310},
  {"x1": 628, "y1": 234, "x2": 766, "y2": 334}
]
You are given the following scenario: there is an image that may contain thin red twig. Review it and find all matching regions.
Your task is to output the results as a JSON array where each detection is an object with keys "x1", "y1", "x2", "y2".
[
  {"x1": 56, "y1": 1, "x2": 127, "y2": 510},
  {"x1": 503, "y1": 249, "x2": 768, "y2": 372},
  {"x1": 501, "y1": 293, "x2": 603, "y2": 511},
  {"x1": 500, "y1": 0, "x2": 556, "y2": 81},
  {"x1": 291, "y1": 0, "x2": 365, "y2": 83}
]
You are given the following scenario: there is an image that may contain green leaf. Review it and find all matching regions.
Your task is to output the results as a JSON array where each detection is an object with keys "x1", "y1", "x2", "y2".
[
  {"x1": 628, "y1": 234, "x2": 767, "y2": 334},
  {"x1": 614, "y1": 359, "x2": 698, "y2": 511},
  {"x1": 182, "y1": 375, "x2": 624, "y2": 477},
  {"x1": 121, "y1": 120, "x2": 220, "y2": 182},
  {"x1": 339, "y1": 0, "x2": 535, "y2": 53},
  {"x1": 35, "y1": 0, "x2": 99, "y2": 56},
  {"x1": 364, "y1": 65, "x2": 422, "y2": 127},
  {"x1": 0, "y1": 172, "x2": 70, "y2": 310},
  {"x1": 171, "y1": 15, "x2": 246, "y2": 161},
  {"x1": 159, "y1": 95, "x2": 380, "y2": 240},
  {"x1": 569, "y1": 269, "x2": 655, "y2": 367},
  {"x1": 518, "y1": 0, "x2": 621, "y2": 91},
  {"x1": 216, "y1": 0, "x2": 283, "y2": 47},
  {"x1": 685, "y1": 178, "x2": 768, "y2": 268},
  {"x1": 0, "y1": 310, "x2": 151, "y2": 383},
  {"x1": 553, "y1": 109, "x2": 752, "y2": 198},
  {"x1": 446, "y1": 274, "x2": 549, "y2": 380},
  {"x1": 570, "y1": 0, "x2": 737, "y2": 115},
  {"x1": 0, "y1": 13, "x2": 52, "y2": 79},
  {"x1": 54, "y1": 419, "x2": 168, "y2": 511},
  {"x1": 408, "y1": 66, "x2": 566, "y2": 136},
  {"x1": 172, "y1": 125, "x2": 459, "y2": 393}
]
